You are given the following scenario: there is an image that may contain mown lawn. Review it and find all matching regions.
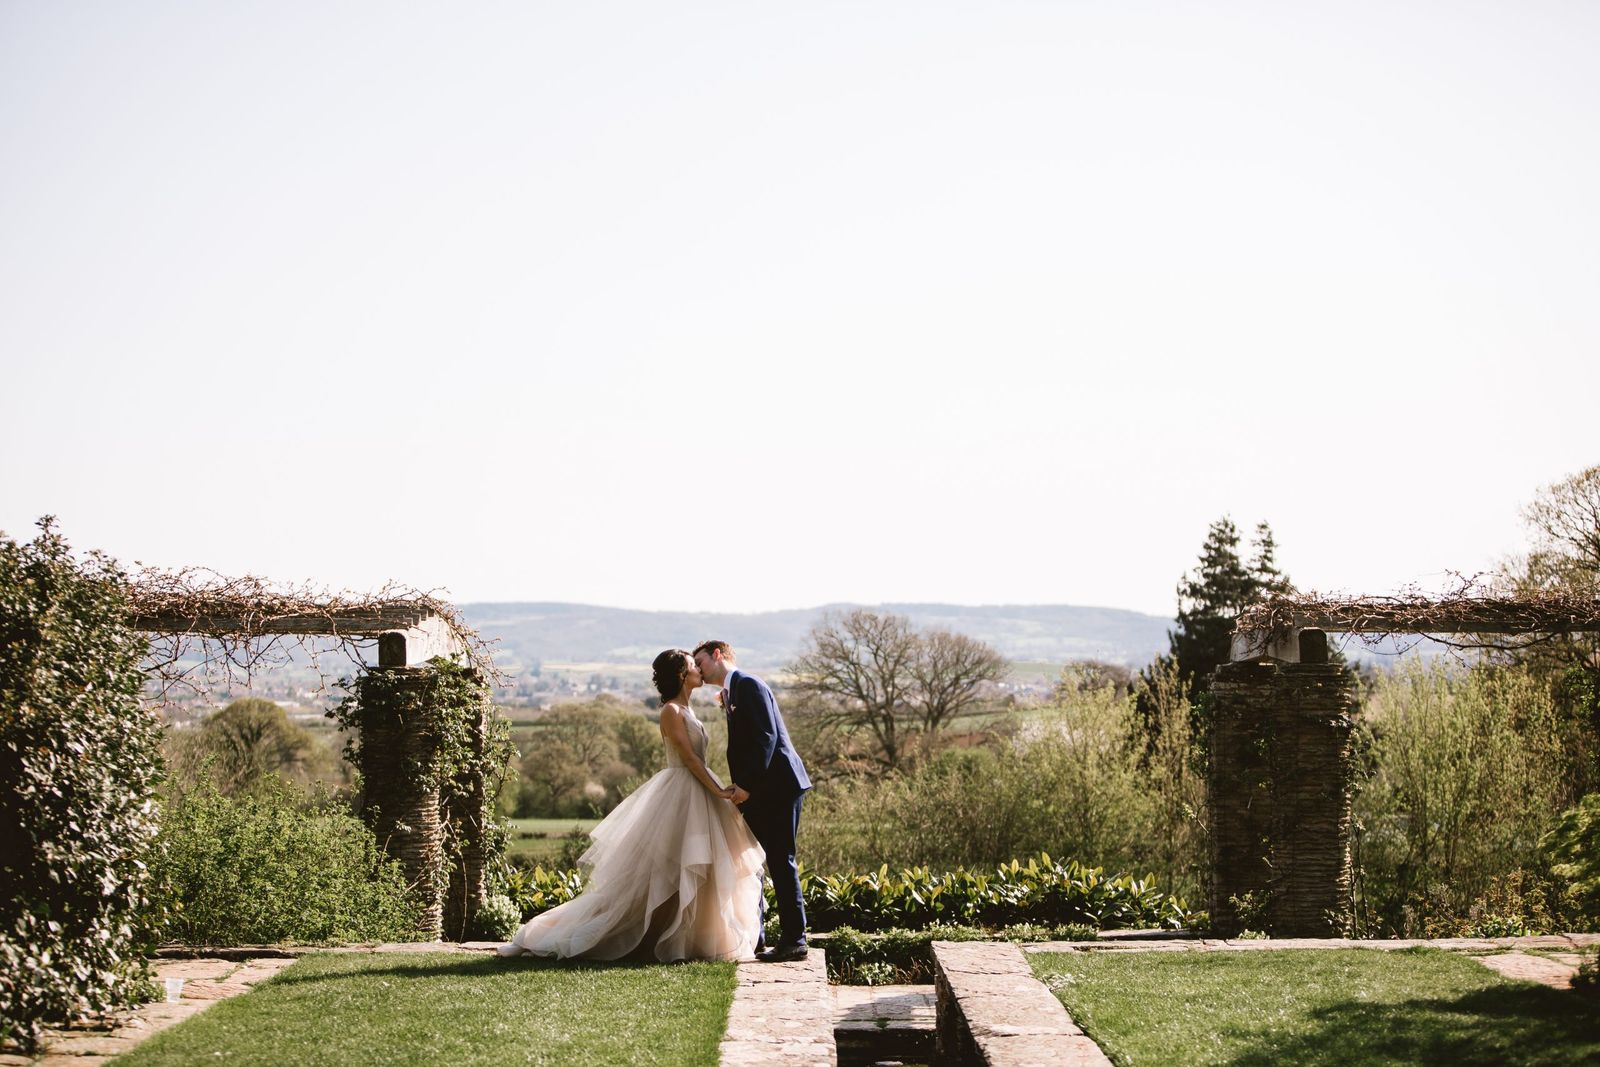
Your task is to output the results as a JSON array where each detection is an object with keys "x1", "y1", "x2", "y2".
[
  {"x1": 1030, "y1": 947, "x2": 1600, "y2": 1067},
  {"x1": 115, "y1": 951, "x2": 735, "y2": 1067},
  {"x1": 504, "y1": 817, "x2": 600, "y2": 863}
]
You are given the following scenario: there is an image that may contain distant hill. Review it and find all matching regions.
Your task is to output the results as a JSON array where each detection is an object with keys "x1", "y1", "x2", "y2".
[{"x1": 457, "y1": 602, "x2": 1175, "y2": 672}]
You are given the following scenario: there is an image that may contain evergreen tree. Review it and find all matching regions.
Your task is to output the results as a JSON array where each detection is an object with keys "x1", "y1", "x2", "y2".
[{"x1": 1135, "y1": 517, "x2": 1295, "y2": 759}]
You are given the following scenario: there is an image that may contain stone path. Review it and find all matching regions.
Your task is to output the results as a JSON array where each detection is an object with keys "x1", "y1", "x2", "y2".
[
  {"x1": 720, "y1": 950, "x2": 836, "y2": 1066},
  {"x1": 2, "y1": 955, "x2": 299, "y2": 1067},
  {"x1": 1471, "y1": 951, "x2": 1586, "y2": 990}
]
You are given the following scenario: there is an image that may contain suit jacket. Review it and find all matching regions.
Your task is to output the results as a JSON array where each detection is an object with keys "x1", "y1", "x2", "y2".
[{"x1": 725, "y1": 669, "x2": 812, "y2": 804}]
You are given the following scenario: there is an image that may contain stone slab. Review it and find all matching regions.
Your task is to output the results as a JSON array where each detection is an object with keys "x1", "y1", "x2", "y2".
[
  {"x1": 1471, "y1": 952, "x2": 1579, "y2": 990},
  {"x1": 934, "y1": 941, "x2": 1112, "y2": 1066},
  {"x1": 720, "y1": 950, "x2": 835, "y2": 1066}
]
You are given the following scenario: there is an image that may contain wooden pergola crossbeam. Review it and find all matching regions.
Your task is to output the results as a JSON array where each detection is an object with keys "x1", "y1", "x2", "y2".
[
  {"x1": 128, "y1": 602, "x2": 470, "y2": 668},
  {"x1": 1231, "y1": 593, "x2": 1600, "y2": 662}
]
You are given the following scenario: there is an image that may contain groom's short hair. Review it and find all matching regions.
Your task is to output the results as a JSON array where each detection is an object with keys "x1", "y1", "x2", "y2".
[{"x1": 693, "y1": 639, "x2": 735, "y2": 663}]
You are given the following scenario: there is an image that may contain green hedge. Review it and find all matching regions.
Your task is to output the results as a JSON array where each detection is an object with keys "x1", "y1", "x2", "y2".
[
  {"x1": 801, "y1": 854, "x2": 1189, "y2": 932},
  {"x1": 504, "y1": 852, "x2": 1189, "y2": 933},
  {"x1": 0, "y1": 521, "x2": 163, "y2": 1051},
  {"x1": 823, "y1": 922, "x2": 1097, "y2": 984},
  {"x1": 155, "y1": 776, "x2": 421, "y2": 945}
]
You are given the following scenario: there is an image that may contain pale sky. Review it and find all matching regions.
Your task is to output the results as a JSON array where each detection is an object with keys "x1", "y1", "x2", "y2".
[{"x1": 2, "y1": 1, "x2": 1596, "y2": 617}]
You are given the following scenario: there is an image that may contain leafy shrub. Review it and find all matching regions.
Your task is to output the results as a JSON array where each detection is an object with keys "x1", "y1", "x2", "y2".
[
  {"x1": 0, "y1": 521, "x2": 163, "y2": 1051},
  {"x1": 820, "y1": 920, "x2": 1094, "y2": 983},
  {"x1": 506, "y1": 853, "x2": 1186, "y2": 936},
  {"x1": 501, "y1": 864, "x2": 584, "y2": 920},
  {"x1": 1542, "y1": 793, "x2": 1600, "y2": 921},
  {"x1": 470, "y1": 894, "x2": 522, "y2": 941},
  {"x1": 802, "y1": 678, "x2": 1206, "y2": 901},
  {"x1": 799, "y1": 854, "x2": 1188, "y2": 932},
  {"x1": 1574, "y1": 948, "x2": 1600, "y2": 994},
  {"x1": 154, "y1": 776, "x2": 420, "y2": 944},
  {"x1": 1352, "y1": 662, "x2": 1568, "y2": 936}
]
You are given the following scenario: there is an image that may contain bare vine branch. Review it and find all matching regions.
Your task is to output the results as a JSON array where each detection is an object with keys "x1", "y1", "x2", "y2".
[{"x1": 126, "y1": 566, "x2": 501, "y2": 705}]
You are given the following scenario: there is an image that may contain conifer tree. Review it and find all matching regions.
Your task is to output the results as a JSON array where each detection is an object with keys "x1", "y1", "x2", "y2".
[{"x1": 1135, "y1": 517, "x2": 1295, "y2": 759}]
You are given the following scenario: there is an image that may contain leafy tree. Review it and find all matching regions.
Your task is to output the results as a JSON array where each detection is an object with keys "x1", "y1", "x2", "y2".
[
  {"x1": 1498, "y1": 464, "x2": 1600, "y2": 800},
  {"x1": 169, "y1": 697, "x2": 326, "y2": 795}
]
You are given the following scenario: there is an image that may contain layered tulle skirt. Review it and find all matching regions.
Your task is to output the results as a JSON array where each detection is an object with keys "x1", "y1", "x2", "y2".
[{"x1": 498, "y1": 767, "x2": 766, "y2": 962}]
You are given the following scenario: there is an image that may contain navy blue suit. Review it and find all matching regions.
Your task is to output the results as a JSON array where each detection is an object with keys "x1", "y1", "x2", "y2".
[{"x1": 725, "y1": 669, "x2": 811, "y2": 948}]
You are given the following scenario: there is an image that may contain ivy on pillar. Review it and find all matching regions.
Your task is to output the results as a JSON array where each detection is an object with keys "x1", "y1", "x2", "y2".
[{"x1": 334, "y1": 656, "x2": 507, "y2": 942}]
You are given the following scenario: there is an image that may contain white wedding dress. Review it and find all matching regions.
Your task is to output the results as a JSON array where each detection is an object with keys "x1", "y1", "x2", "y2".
[{"x1": 497, "y1": 704, "x2": 766, "y2": 962}]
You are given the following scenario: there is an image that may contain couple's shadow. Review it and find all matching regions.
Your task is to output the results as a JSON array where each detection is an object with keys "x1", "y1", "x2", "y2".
[{"x1": 269, "y1": 950, "x2": 721, "y2": 988}]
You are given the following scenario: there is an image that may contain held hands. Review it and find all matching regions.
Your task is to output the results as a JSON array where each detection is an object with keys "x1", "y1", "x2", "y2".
[{"x1": 728, "y1": 785, "x2": 750, "y2": 805}]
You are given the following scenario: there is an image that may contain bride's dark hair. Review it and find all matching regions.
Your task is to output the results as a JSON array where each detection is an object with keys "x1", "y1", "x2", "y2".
[{"x1": 651, "y1": 648, "x2": 693, "y2": 703}]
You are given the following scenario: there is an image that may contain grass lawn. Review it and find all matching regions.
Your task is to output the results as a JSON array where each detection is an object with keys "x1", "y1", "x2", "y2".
[
  {"x1": 116, "y1": 951, "x2": 735, "y2": 1067},
  {"x1": 504, "y1": 817, "x2": 600, "y2": 863},
  {"x1": 1030, "y1": 948, "x2": 1600, "y2": 1067}
]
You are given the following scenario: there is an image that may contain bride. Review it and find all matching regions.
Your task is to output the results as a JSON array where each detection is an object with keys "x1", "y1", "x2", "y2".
[{"x1": 496, "y1": 648, "x2": 766, "y2": 961}]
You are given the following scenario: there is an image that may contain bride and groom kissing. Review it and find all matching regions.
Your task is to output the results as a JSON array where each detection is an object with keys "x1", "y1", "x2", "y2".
[{"x1": 497, "y1": 640, "x2": 812, "y2": 964}]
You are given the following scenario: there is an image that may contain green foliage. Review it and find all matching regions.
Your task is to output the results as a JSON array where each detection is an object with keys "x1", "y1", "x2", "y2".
[
  {"x1": 823, "y1": 921, "x2": 1096, "y2": 983},
  {"x1": 509, "y1": 697, "x2": 662, "y2": 819},
  {"x1": 332, "y1": 658, "x2": 513, "y2": 927},
  {"x1": 470, "y1": 894, "x2": 522, "y2": 941},
  {"x1": 1542, "y1": 793, "x2": 1600, "y2": 920},
  {"x1": 167, "y1": 697, "x2": 337, "y2": 796},
  {"x1": 803, "y1": 678, "x2": 1206, "y2": 900},
  {"x1": 0, "y1": 519, "x2": 163, "y2": 1050},
  {"x1": 153, "y1": 775, "x2": 420, "y2": 944},
  {"x1": 1352, "y1": 662, "x2": 1569, "y2": 936},
  {"x1": 501, "y1": 865, "x2": 585, "y2": 920},
  {"x1": 799, "y1": 854, "x2": 1187, "y2": 933}
]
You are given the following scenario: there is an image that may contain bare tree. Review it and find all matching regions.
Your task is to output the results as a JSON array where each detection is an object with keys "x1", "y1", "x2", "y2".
[
  {"x1": 912, "y1": 629, "x2": 1007, "y2": 733},
  {"x1": 789, "y1": 609, "x2": 1004, "y2": 770}
]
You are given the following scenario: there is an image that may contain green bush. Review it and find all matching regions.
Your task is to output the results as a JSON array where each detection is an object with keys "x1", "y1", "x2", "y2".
[
  {"x1": 821, "y1": 921, "x2": 1096, "y2": 984},
  {"x1": 501, "y1": 864, "x2": 584, "y2": 920},
  {"x1": 801, "y1": 677, "x2": 1206, "y2": 901},
  {"x1": 504, "y1": 853, "x2": 1187, "y2": 936},
  {"x1": 1352, "y1": 662, "x2": 1568, "y2": 936},
  {"x1": 470, "y1": 894, "x2": 522, "y2": 941},
  {"x1": 0, "y1": 521, "x2": 163, "y2": 1051},
  {"x1": 1543, "y1": 793, "x2": 1600, "y2": 921},
  {"x1": 154, "y1": 776, "x2": 421, "y2": 944},
  {"x1": 800, "y1": 854, "x2": 1188, "y2": 932}
]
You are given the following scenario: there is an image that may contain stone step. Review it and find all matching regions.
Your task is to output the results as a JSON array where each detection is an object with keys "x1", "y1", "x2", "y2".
[{"x1": 831, "y1": 984, "x2": 937, "y2": 1064}]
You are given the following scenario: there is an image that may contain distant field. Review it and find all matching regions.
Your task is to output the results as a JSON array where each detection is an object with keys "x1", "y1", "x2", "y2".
[{"x1": 505, "y1": 817, "x2": 600, "y2": 863}]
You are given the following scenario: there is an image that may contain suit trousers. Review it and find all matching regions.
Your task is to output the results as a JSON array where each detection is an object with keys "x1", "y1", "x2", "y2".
[{"x1": 740, "y1": 792, "x2": 807, "y2": 947}]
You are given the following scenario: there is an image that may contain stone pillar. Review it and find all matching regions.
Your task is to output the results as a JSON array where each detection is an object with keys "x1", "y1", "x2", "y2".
[
  {"x1": 443, "y1": 678, "x2": 489, "y2": 941},
  {"x1": 358, "y1": 666, "x2": 446, "y2": 940},
  {"x1": 1208, "y1": 656, "x2": 1357, "y2": 937}
]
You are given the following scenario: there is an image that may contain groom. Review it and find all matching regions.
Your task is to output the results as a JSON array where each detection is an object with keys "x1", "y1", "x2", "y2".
[{"x1": 693, "y1": 639, "x2": 812, "y2": 962}]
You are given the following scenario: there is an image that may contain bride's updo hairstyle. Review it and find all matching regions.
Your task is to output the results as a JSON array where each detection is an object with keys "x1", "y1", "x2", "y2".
[{"x1": 652, "y1": 648, "x2": 693, "y2": 703}]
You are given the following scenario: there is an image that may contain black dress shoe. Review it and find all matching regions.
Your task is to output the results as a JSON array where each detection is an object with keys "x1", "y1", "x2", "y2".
[{"x1": 756, "y1": 942, "x2": 809, "y2": 963}]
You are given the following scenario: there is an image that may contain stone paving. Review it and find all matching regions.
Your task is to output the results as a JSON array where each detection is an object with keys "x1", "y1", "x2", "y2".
[
  {"x1": 720, "y1": 950, "x2": 837, "y2": 1067},
  {"x1": 1, "y1": 955, "x2": 299, "y2": 1067}
]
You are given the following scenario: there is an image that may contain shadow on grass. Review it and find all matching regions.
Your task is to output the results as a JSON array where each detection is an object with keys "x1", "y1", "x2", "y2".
[
  {"x1": 266, "y1": 952, "x2": 707, "y2": 987},
  {"x1": 1223, "y1": 984, "x2": 1600, "y2": 1067}
]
